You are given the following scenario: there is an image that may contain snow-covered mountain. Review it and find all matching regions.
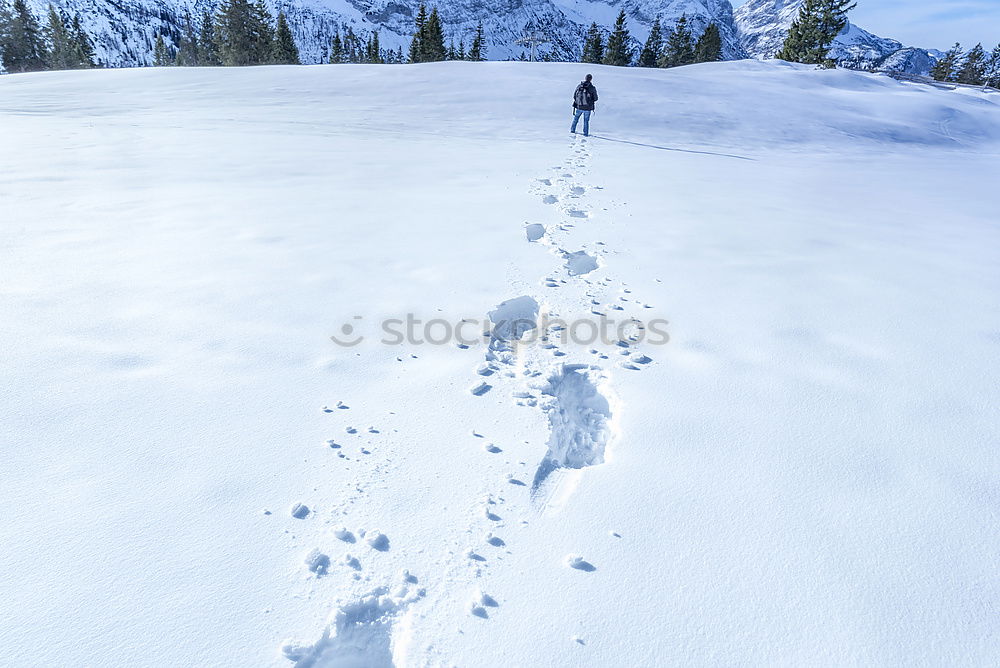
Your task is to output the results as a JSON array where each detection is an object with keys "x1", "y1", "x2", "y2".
[
  {"x1": 12, "y1": 0, "x2": 935, "y2": 71},
  {"x1": 21, "y1": 0, "x2": 747, "y2": 67},
  {"x1": 733, "y1": 0, "x2": 938, "y2": 74},
  {"x1": 880, "y1": 46, "x2": 940, "y2": 77}
]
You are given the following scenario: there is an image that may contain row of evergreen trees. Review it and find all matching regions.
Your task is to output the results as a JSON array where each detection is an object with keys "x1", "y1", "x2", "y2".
[
  {"x1": 581, "y1": 12, "x2": 721, "y2": 68},
  {"x1": 408, "y1": 5, "x2": 485, "y2": 63},
  {"x1": 931, "y1": 42, "x2": 1000, "y2": 88},
  {"x1": 155, "y1": 3, "x2": 486, "y2": 67},
  {"x1": 153, "y1": 1, "x2": 300, "y2": 67},
  {"x1": 0, "y1": 0, "x2": 95, "y2": 72}
]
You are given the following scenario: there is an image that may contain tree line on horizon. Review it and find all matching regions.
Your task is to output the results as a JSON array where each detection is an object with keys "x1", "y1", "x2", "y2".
[
  {"x1": 930, "y1": 42, "x2": 1000, "y2": 87},
  {"x1": 3, "y1": 0, "x2": 998, "y2": 85},
  {"x1": 151, "y1": 1, "x2": 300, "y2": 67},
  {"x1": 405, "y1": 5, "x2": 485, "y2": 63},
  {"x1": 580, "y1": 11, "x2": 723, "y2": 68}
]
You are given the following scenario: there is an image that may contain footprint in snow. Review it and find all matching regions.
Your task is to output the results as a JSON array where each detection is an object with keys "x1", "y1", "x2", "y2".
[
  {"x1": 565, "y1": 555, "x2": 596, "y2": 572},
  {"x1": 365, "y1": 530, "x2": 390, "y2": 551},
  {"x1": 469, "y1": 590, "x2": 499, "y2": 618},
  {"x1": 281, "y1": 583, "x2": 423, "y2": 664},
  {"x1": 305, "y1": 549, "x2": 330, "y2": 575},
  {"x1": 542, "y1": 195, "x2": 558, "y2": 205},
  {"x1": 564, "y1": 251, "x2": 599, "y2": 276},
  {"x1": 334, "y1": 526, "x2": 356, "y2": 543},
  {"x1": 525, "y1": 223, "x2": 545, "y2": 242}
]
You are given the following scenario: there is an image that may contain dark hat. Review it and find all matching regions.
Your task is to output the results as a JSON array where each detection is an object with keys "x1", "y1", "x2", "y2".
[{"x1": 585, "y1": 74, "x2": 593, "y2": 81}]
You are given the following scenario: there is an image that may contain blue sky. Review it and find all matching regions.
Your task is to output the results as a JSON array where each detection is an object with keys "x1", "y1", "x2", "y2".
[{"x1": 731, "y1": 0, "x2": 1000, "y2": 51}]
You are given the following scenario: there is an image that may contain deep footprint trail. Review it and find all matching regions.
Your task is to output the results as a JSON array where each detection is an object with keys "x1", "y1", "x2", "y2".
[{"x1": 282, "y1": 135, "x2": 660, "y2": 666}]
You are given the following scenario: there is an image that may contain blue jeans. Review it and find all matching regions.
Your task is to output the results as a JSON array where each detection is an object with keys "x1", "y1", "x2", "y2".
[{"x1": 571, "y1": 109, "x2": 591, "y2": 136}]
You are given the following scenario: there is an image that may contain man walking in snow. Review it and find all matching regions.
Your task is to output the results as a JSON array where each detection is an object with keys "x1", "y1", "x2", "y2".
[{"x1": 571, "y1": 74, "x2": 598, "y2": 137}]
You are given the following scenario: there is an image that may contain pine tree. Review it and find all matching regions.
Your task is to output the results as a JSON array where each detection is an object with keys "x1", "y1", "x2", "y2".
[
  {"x1": 817, "y1": 0, "x2": 855, "y2": 66},
  {"x1": 69, "y1": 13, "x2": 94, "y2": 67},
  {"x1": 602, "y1": 10, "x2": 631, "y2": 66},
  {"x1": 409, "y1": 4, "x2": 427, "y2": 62},
  {"x1": 422, "y1": 7, "x2": 445, "y2": 62},
  {"x1": 153, "y1": 34, "x2": 172, "y2": 66},
  {"x1": 581, "y1": 22, "x2": 603, "y2": 64},
  {"x1": 693, "y1": 22, "x2": 722, "y2": 63},
  {"x1": 468, "y1": 22, "x2": 484, "y2": 61},
  {"x1": 329, "y1": 30, "x2": 344, "y2": 63},
  {"x1": 364, "y1": 30, "x2": 381, "y2": 63},
  {"x1": 215, "y1": 0, "x2": 256, "y2": 66},
  {"x1": 45, "y1": 5, "x2": 74, "y2": 70},
  {"x1": 272, "y1": 11, "x2": 299, "y2": 64},
  {"x1": 0, "y1": 0, "x2": 47, "y2": 72},
  {"x1": 341, "y1": 26, "x2": 362, "y2": 62},
  {"x1": 659, "y1": 15, "x2": 695, "y2": 68},
  {"x1": 457, "y1": 39, "x2": 465, "y2": 61},
  {"x1": 986, "y1": 44, "x2": 1000, "y2": 88},
  {"x1": 174, "y1": 11, "x2": 199, "y2": 66},
  {"x1": 198, "y1": 10, "x2": 219, "y2": 65},
  {"x1": 930, "y1": 43, "x2": 962, "y2": 82},
  {"x1": 214, "y1": 0, "x2": 273, "y2": 66},
  {"x1": 778, "y1": 0, "x2": 854, "y2": 67},
  {"x1": 0, "y1": 2, "x2": 8, "y2": 45},
  {"x1": 956, "y1": 43, "x2": 987, "y2": 85},
  {"x1": 777, "y1": 0, "x2": 823, "y2": 63},
  {"x1": 251, "y1": 1, "x2": 274, "y2": 64},
  {"x1": 637, "y1": 18, "x2": 662, "y2": 68}
]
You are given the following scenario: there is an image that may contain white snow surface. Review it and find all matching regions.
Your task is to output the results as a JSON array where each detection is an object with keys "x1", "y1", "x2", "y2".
[{"x1": 1, "y1": 60, "x2": 999, "y2": 667}]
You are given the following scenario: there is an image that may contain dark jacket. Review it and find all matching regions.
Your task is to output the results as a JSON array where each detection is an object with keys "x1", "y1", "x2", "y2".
[{"x1": 573, "y1": 82, "x2": 598, "y2": 111}]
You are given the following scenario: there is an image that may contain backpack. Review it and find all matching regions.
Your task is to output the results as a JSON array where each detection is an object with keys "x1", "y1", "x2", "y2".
[{"x1": 574, "y1": 83, "x2": 592, "y2": 108}]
